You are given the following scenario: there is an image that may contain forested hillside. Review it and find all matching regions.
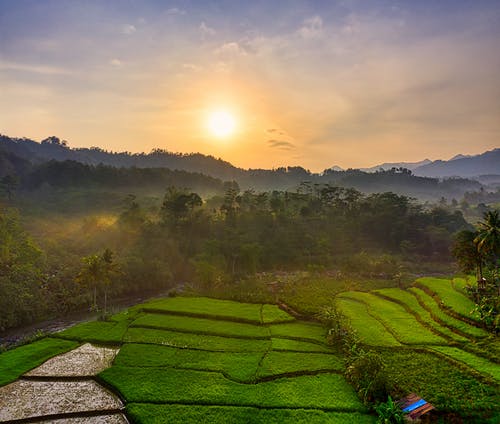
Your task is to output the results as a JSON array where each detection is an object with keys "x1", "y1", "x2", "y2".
[{"x1": 0, "y1": 135, "x2": 485, "y2": 199}]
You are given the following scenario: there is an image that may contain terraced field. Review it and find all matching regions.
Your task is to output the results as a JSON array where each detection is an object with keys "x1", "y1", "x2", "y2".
[
  {"x1": 0, "y1": 297, "x2": 374, "y2": 423},
  {"x1": 1, "y1": 282, "x2": 498, "y2": 422},
  {"x1": 336, "y1": 277, "x2": 500, "y2": 419}
]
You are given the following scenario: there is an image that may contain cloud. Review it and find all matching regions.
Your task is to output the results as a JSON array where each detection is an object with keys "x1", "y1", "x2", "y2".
[
  {"x1": 0, "y1": 61, "x2": 71, "y2": 75},
  {"x1": 213, "y1": 42, "x2": 246, "y2": 56},
  {"x1": 182, "y1": 63, "x2": 202, "y2": 71},
  {"x1": 109, "y1": 58, "x2": 122, "y2": 67},
  {"x1": 199, "y1": 21, "x2": 216, "y2": 38},
  {"x1": 268, "y1": 139, "x2": 295, "y2": 150},
  {"x1": 121, "y1": 24, "x2": 136, "y2": 35},
  {"x1": 165, "y1": 7, "x2": 186, "y2": 16},
  {"x1": 298, "y1": 16, "x2": 323, "y2": 39},
  {"x1": 267, "y1": 128, "x2": 286, "y2": 136}
]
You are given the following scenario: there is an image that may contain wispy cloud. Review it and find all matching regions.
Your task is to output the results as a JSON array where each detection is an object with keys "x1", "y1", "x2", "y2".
[
  {"x1": 214, "y1": 42, "x2": 246, "y2": 56},
  {"x1": 268, "y1": 139, "x2": 295, "y2": 150},
  {"x1": 298, "y1": 16, "x2": 323, "y2": 39},
  {"x1": 0, "y1": 61, "x2": 72, "y2": 75},
  {"x1": 121, "y1": 24, "x2": 136, "y2": 35},
  {"x1": 165, "y1": 7, "x2": 186, "y2": 16},
  {"x1": 199, "y1": 21, "x2": 215, "y2": 38}
]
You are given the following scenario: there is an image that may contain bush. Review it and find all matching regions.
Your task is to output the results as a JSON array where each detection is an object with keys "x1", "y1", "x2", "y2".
[
  {"x1": 375, "y1": 396, "x2": 405, "y2": 424},
  {"x1": 345, "y1": 351, "x2": 391, "y2": 404}
]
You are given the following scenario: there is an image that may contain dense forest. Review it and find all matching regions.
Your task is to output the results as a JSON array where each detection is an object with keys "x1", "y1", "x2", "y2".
[{"x1": 0, "y1": 182, "x2": 471, "y2": 332}]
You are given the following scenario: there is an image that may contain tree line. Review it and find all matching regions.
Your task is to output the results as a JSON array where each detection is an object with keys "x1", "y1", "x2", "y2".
[{"x1": 0, "y1": 184, "x2": 471, "y2": 332}]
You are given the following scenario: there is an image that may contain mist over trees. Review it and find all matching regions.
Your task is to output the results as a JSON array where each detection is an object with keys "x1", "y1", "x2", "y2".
[{"x1": 0, "y1": 183, "x2": 471, "y2": 332}]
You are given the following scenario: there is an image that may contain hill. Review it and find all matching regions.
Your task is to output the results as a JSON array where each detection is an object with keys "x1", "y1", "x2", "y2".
[
  {"x1": 413, "y1": 148, "x2": 500, "y2": 178},
  {"x1": 0, "y1": 134, "x2": 488, "y2": 200}
]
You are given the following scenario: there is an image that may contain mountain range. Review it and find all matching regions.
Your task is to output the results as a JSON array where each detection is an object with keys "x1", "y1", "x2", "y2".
[{"x1": 1, "y1": 134, "x2": 498, "y2": 180}]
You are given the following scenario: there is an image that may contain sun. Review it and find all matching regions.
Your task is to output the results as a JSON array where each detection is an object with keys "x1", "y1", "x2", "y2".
[{"x1": 207, "y1": 110, "x2": 236, "y2": 138}]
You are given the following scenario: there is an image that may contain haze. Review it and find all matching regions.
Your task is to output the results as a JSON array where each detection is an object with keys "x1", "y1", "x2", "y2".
[{"x1": 1, "y1": 0, "x2": 499, "y2": 171}]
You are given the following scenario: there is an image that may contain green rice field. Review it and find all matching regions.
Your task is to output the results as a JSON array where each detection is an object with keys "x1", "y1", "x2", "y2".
[{"x1": 1, "y1": 286, "x2": 498, "y2": 423}]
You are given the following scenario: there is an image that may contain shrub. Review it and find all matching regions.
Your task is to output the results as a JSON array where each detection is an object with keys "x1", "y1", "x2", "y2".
[
  {"x1": 345, "y1": 351, "x2": 391, "y2": 404},
  {"x1": 375, "y1": 396, "x2": 405, "y2": 424}
]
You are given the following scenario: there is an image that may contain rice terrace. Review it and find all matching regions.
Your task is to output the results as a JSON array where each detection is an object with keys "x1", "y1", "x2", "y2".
[
  {"x1": 1, "y1": 0, "x2": 500, "y2": 423},
  {"x1": 0, "y1": 277, "x2": 498, "y2": 423}
]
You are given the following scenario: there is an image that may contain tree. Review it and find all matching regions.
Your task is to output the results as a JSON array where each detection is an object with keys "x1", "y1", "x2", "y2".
[
  {"x1": 77, "y1": 249, "x2": 118, "y2": 313},
  {"x1": 0, "y1": 175, "x2": 19, "y2": 200},
  {"x1": 474, "y1": 210, "x2": 500, "y2": 270},
  {"x1": 452, "y1": 230, "x2": 481, "y2": 275}
]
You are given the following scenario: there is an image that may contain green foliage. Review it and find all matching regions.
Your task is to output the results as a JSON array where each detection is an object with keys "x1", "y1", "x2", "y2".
[
  {"x1": 374, "y1": 396, "x2": 405, "y2": 424},
  {"x1": 126, "y1": 404, "x2": 376, "y2": 424},
  {"x1": 140, "y1": 296, "x2": 264, "y2": 324},
  {"x1": 408, "y1": 287, "x2": 489, "y2": 338},
  {"x1": 123, "y1": 327, "x2": 271, "y2": 352},
  {"x1": 131, "y1": 313, "x2": 270, "y2": 338},
  {"x1": 55, "y1": 320, "x2": 128, "y2": 343},
  {"x1": 0, "y1": 208, "x2": 45, "y2": 331},
  {"x1": 382, "y1": 349, "x2": 500, "y2": 417},
  {"x1": 261, "y1": 304, "x2": 295, "y2": 324},
  {"x1": 126, "y1": 403, "x2": 375, "y2": 424},
  {"x1": 336, "y1": 297, "x2": 401, "y2": 347},
  {"x1": 114, "y1": 344, "x2": 262, "y2": 382},
  {"x1": 257, "y1": 351, "x2": 344, "y2": 378},
  {"x1": 341, "y1": 291, "x2": 447, "y2": 345},
  {"x1": 416, "y1": 277, "x2": 481, "y2": 322},
  {"x1": 100, "y1": 367, "x2": 367, "y2": 411},
  {"x1": 76, "y1": 248, "x2": 119, "y2": 313},
  {"x1": 0, "y1": 338, "x2": 78, "y2": 386},
  {"x1": 374, "y1": 288, "x2": 469, "y2": 343},
  {"x1": 270, "y1": 338, "x2": 333, "y2": 353},
  {"x1": 268, "y1": 322, "x2": 327, "y2": 344},
  {"x1": 345, "y1": 351, "x2": 391, "y2": 404},
  {"x1": 429, "y1": 346, "x2": 500, "y2": 381}
]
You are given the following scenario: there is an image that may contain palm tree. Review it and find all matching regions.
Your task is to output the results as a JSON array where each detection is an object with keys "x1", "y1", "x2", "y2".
[
  {"x1": 474, "y1": 210, "x2": 500, "y2": 289},
  {"x1": 77, "y1": 249, "x2": 119, "y2": 313}
]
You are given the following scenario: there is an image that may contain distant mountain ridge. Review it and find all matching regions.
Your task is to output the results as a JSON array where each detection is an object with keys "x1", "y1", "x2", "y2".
[
  {"x1": 0, "y1": 134, "x2": 496, "y2": 200},
  {"x1": 1, "y1": 134, "x2": 497, "y2": 180},
  {"x1": 360, "y1": 159, "x2": 432, "y2": 173},
  {"x1": 412, "y1": 148, "x2": 500, "y2": 178}
]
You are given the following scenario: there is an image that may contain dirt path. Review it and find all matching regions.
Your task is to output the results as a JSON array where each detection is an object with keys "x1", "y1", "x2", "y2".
[{"x1": 0, "y1": 344, "x2": 128, "y2": 423}]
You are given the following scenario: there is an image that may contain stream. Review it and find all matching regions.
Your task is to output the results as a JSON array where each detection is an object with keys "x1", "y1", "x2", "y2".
[{"x1": 0, "y1": 290, "x2": 171, "y2": 349}]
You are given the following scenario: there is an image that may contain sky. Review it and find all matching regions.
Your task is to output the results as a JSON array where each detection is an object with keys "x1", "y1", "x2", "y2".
[{"x1": 1, "y1": 0, "x2": 499, "y2": 171}]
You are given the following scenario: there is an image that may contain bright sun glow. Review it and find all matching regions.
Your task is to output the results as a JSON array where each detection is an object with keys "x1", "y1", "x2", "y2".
[{"x1": 207, "y1": 110, "x2": 236, "y2": 138}]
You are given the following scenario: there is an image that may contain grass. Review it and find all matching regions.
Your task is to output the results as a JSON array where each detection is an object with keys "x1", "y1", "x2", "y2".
[
  {"x1": 257, "y1": 351, "x2": 344, "y2": 378},
  {"x1": 99, "y1": 367, "x2": 367, "y2": 411},
  {"x1": 123, "y1": 327, "x2": 271, "y2": 352},
  {"x1": 335, "y1": 296, "x2": 401, "y2": 347},
  {"x1": 268, "y1": 322, "x2": 326, "y2": 344},
  {"x1": 261, "y1": 304, "x2": 295, "y2": 324},
  {"x1": 139, "y1": 297, "x2": 263, "y2": 323},
  {"x1": 381, "y1": 349, "x2": 500, "y2": 418},
  {"x1": 130, "y1": 313, "x2": 270, "y2": 339},
  {"x1": 340, "y1": 291, "x2": 447, "y2": 345},
  {"x1": 429, "y1": 346, "x2": 500, "y2": 382},
  {"x1": 0, "y1": 337, "x2": 79, "y2": 386},
  {"x1": 408, "y1": 287, "x2": 489, "y2": 339},
  {"x1": 271, "y1": 338, "x2": 332, "y2": 353},
  {"x1": 452, "y1": 277, "x2": 473, "y2": 295},
  {"x1": 114, "y1": 343, "x2": 262, "y2": 382},
  {"x1": 277, "y1": 273, "x2": 396, "y2": 315},
  {"x1": 374, "y1": 288, "x2": 469, "y2": 343},
  {"x1": 55, "y1": 320, "x2": 128, "y2": 343},
  {"x1": 126, "y1": 404, "x2": 376, "y2": 423},
  {"x1": 416, "y1": 277, "x2": 481, "y2": 322}
]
